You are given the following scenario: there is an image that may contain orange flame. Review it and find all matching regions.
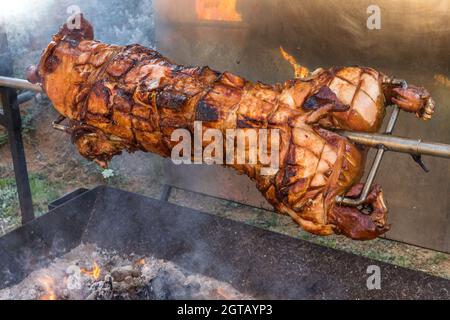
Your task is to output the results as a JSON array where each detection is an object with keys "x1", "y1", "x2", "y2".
[
  {"x1": 196, "y1": 0, "x2": 242, "y2": 22},
  {"x1": 136, "y1": 258, "x2": 146, "y2": 266},
  {"x1": 434, "y1": 74, "x2": 450, "y2": 89},
  {"x1": 80, "y1": 261, "x2": 101, "y2": 280},
  {"x1": 38, "y1": 275, "x2": 57, "y2": 300},
  {"x1": 279, "y1": 46, "x2": 310, "y2": 79}
]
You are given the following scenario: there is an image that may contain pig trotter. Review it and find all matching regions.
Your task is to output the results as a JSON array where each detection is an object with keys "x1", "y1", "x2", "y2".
[
  {"x1": 382, "y1": 75, "x2": 435, "y2": 120},
  {"x1": 329, "y1": 184, "x2": 390, "y2": 240}
]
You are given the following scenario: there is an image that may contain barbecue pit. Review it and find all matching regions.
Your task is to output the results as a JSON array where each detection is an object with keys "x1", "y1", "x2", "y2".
[
  {"x1": 2, "y1": 75, "x2": 449, "y2": 298},
  {"x1": 0, "y1": 186, "x2": 449, "y2": 299}
]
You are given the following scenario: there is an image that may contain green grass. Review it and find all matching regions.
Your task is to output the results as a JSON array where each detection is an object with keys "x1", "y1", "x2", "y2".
[
  {"x1": 256, "y1": 212, "x2": 280, "y2": 229},
  {"x1": 0, "y1": 173, "x2": 61, "y2": 234},
  {"x1": 0, "y1": 108, "x2": 36, "y2": 147},
  {"x1": 426, "y1": 253, "x2": 448, "y2": 266},
  {"x1": 0, "y1": 132, "x2": 7, "y2": 146}
]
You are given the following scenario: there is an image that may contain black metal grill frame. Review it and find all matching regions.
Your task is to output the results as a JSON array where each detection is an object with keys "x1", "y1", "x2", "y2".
[{"x1": 0, "y1": 87, "x2": 34, "y2": 224}]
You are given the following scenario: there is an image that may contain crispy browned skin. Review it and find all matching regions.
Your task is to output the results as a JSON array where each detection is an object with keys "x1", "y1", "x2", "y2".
[{"x1": 30, "y1": 17, "x2": 435, "y2": 240}]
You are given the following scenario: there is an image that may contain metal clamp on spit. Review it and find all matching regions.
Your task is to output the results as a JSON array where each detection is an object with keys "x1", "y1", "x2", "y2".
[{"x1": 335, "y1": 104, "x2": 450, "y2": 207}]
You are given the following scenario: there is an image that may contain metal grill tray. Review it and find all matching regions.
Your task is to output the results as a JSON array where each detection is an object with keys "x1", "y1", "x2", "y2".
[{"x1": 0, "y1": 186, "x2": 449, "y2": 299}]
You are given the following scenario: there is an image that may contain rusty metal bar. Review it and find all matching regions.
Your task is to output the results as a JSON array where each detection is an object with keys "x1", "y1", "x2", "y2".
[{"x1": 0, "y1": 76, "x2": 42, "y2": 92}]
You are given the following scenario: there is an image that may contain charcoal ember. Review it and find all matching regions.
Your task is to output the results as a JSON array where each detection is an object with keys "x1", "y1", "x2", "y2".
[
  {"x1": 111, "y1": 265, "x2": 140, "y2": 281},
  {"x1": 144, "y1": 269, "x2": 197, "y2": 300},
  {"x1": 0, "y1": 244, "x2": 251, "y2": 300},
  {"x1": 87, "y1": 275, "x2": 113, "y2": 300},
  {"x1": 111, "y1": 276, "x2": 143, "y2": 297}
]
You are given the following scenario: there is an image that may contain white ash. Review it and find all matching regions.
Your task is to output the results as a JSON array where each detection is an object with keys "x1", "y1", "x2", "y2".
[{"x1": 0, "y1": 243, "x2": 251, "y2": 300}]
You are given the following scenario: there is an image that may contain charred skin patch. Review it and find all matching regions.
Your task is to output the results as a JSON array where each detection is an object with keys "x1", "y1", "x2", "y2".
[
  {"x1": 156, "y1": 90, "x2": 188, "y2": 111},
  {"x1": 125, "y1": 45, "x2": 163, "y2": 60},
  {"x1": 303, "y1": 96, "x2": 318, "y2": 110},
  {"x1": 44, "y1": 52, "x2": 61, "y2": 73},
  {"x1": 285, "y1": 144, "x2": 300, "y2": 166},
  {"x1": 171, "y1": 65, "x2": 195, "y2": 76},
  {"x1": 303, "y1": 86, "x2": 349, "y2": 112},
  {"x1": 237, "y1": 117, "x2": 261, "y2": 128},
  {"x1": 113, "y1": 90, "x2": 133, "y2": 113},
  {"x1": 281, "y1": 165, "x2": 299, "y2": 186},
  {"x1": 275, "y1": 185, "x2": 292, "y2": 204},
  {"x1": 195, "y1": 100, "x2": 219, "y2": 121},
  {"x1": 87, "y1": 82, "x2": 111, "y2": 115}
]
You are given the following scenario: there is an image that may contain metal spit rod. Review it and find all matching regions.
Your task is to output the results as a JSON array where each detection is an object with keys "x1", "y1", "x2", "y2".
[
  {"x1": 339, "y1": 131, "x2": 450, "y2": 159},
  {"x1": 0, "y1": 76, "x2": 42, "y2": 92}
]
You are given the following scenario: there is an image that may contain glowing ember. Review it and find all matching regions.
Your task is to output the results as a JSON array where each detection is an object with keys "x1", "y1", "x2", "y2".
[
  {"x1": 80, "y1": 262, "x2": 101, "y2": 280},
  {"x1": 38, "y1": 275, "x2": 57, "y2": 300},
  {"x1": 0, "y1": 244, "x2": 251, "y2": 300},
  {"x1": 434, "y1": 74, "x2": 450, "y2": 89},
  {"x1": 279, "y1": 46, "x2": 310, "y2": 79},
  {"x1": 196, "y1": 0, "x2": 242, "y2": 22}
]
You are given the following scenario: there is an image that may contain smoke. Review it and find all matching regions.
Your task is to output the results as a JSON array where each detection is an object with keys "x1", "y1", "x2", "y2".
[
  {"x1": 0, "y1": 0, "x2": 155, "y2": 77},
  {"x1": 0, "y1": 0, "x2": 164, "y2": 207}
]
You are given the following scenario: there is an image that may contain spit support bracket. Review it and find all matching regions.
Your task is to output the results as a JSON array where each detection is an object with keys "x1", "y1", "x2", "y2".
[
  {"x1": 52, "y1": 115, "x2": 71, "y2": 133},
  {"x1": 335, "y1": 105, "x2": 450, "y2": 208}
]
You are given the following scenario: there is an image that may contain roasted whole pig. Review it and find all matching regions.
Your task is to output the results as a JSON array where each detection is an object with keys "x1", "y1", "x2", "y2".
[{"x1": 28, "y1": 17, "x2": 435, "y2": 240}]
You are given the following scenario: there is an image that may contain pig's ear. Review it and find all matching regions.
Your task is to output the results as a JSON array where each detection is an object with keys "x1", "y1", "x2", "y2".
[{"x1": 56, "y1": 13, "x2": 94, "y2": 42}]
